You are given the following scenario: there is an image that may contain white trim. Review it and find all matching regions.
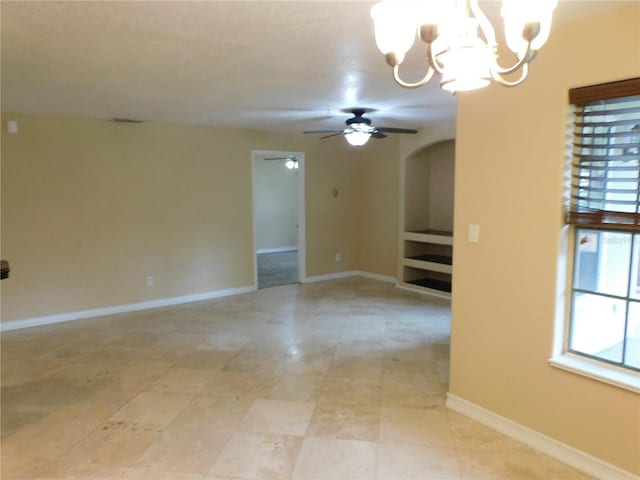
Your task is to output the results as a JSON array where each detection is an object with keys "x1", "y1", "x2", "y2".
[
  {"x1": 1, "y1": 286, "x2": 256, "y2": 332},
  {"x1": 302, "y1": 270, "x2": 398, "y2": 285},
  {"x1": 357, "y1": 271, "x2": 397, "y2": 284},
  {"x1": 297, "y1": 155, "x2": 306, "y2": 282},
  {"x1": 446, "y1": 393, "x2": 640, "y2": 480},
  {"x1": 396, "y1": 282, "x2": 452, "y2": 301},
  {"x1": 302, "y1": 271, "x2": 359, "y2": 283},
  {"x1": 549, "y1": 353, "x2": 640, "y2": 394},
  {"x1": 2, "y1": 272, "x2": 428, "y2": 332},
  {"x1": 256, "y1": 247, "x2": 298, "y2": 254},
  {"x1": 551, "y1": 227, "x2": 640, "y2": 394},
  {"x1": 251, "y1": 154, "x2": 259, "y2": 288}
]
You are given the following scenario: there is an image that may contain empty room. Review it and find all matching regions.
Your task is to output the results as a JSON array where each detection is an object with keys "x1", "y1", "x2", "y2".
[{"x1": 1, "y1": 1, "x2": 639, "y2": 479}]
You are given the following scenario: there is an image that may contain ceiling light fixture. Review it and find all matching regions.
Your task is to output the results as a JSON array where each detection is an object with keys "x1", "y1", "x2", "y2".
[
  {"x1": 285, "y1": 158, "x2": 299, "y2": 170},
  {"x1": 344, "y1": 123, "x2": 375, "y2": 146},
  {"x1": 371, "y1": 0, "x2": 557, "y2": 93}
]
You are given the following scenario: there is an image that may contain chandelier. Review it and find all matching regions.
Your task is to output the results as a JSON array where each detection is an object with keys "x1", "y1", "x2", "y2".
[{"x1": 371, "y1": 0, "x2": 557, "y2": 93}]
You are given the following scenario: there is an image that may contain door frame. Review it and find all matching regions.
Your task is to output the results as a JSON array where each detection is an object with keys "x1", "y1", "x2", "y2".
[{"x1": 251, "y1": 150, "x2": 306, "y2": 288}]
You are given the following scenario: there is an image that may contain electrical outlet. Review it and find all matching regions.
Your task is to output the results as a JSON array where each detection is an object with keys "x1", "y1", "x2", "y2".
[
  {"x1": 335, "y1": 252, "x2": 343, "y2": 262},
  {"x1": 146, "y1": 276, "x2": 154, "y2": 287}
]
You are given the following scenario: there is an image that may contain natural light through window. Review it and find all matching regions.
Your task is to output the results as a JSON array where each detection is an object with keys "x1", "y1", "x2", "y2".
[
  {"x1": 554, "y1": 78, "x2": 640, "y2": 389},
  {"x1": 571, "y1": 230, "x2": 640, "y2": 370}
]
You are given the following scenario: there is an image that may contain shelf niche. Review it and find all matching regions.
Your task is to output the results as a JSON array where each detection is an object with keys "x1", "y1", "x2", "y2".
[{"x1": 400, "y1": 139, "x2": 455, "y2": 297}]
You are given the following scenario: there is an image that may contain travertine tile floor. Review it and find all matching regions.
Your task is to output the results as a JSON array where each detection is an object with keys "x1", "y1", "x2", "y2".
[{"x1": 1, "y1": 278, "x2": 594, "y2": 480}]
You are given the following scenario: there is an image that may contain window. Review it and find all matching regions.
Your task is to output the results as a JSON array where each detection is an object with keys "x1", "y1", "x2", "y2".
[
  {"x1": 571, "y1": 229, "x2": 639, "y2": 370},
  {"x1": 564, "y1": 78, "x2": 640, "y2": 377}
]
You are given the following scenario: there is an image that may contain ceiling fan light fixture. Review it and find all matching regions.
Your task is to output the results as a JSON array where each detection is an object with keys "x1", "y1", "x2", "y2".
[
  {"x1": 344, "y1": 122, "x2": 375, "y2": 146},
  {"x1": 302, "y1": 109, "x2": 417, "y2": 144},
  {"x1": 285, "y1": 158, "x2": 299, "y2": 170},
  {"x1": 344, "y1": 130, "x2": 372, "y2": 146}
]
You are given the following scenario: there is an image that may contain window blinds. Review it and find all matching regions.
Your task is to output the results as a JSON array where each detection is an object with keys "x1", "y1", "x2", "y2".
[{"x1": 567, "y1": 78, "x2": 640, "y2": 231}]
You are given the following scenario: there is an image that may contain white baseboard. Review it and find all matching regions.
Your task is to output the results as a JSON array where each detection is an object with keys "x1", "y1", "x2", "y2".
[
  {"x1": 302, "y1": 270, "x2": 398, "y2": 285},
  {"x1": 2, "y1": 272, "x2": 400, "y2": 332},
  {"x1": 302, "y1": 271, "x2": 359, "y2": 283},
  {"x1": 446, "y1": 393, "x2": 639, "y2": 480},
  {"x1": 256, "y1": 247, "x2": 298, "y2": 254},
  {"x1": 357, "y1": 271, "x2": 397, "y2": 284},
  {"x1": 1, "y1": 285, "x2": 256, "y2": 332}
]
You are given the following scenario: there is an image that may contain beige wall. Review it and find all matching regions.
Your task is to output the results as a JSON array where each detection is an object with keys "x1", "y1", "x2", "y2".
[
  {"x1": 427, "y1": 140, "x2": 455, "y2": 233},
  {"x1": 260, "y1": 132, "x2": 359, "y2": 277},
  {"x1": 403, "y1": 139, "x2": 456, "y2": 233},
  {"x1": 404, "y1": 148, "x2": 432, "y2": 232},
  {"x1": 449, "y1": 6, "x2": 640, "y2": 475},
  {"x1": 0, "y1": 115, "x2": 358, "y2": 322},
  {"x1": 351, "y1": 125, "x2": 458, "y2": 279},
  {"x1": 352, "y1": 137, "x2": 401, "y2": 278},
  {"x1": 400, "y1": 120, "x2": 456, "y2": 161},
  {"x1": 303, "y1": 140, "x2": 358, "y2": 277},
  {"x1": 254, "y1": 158, "x2": 298, "y2": 251}
]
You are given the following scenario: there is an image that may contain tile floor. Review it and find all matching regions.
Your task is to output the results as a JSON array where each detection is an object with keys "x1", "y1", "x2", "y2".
[{"x1": 1, "y1": 278, "x2": 594, "y2": 479}]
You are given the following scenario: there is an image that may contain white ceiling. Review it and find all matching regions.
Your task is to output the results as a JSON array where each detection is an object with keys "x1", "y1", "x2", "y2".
[{"x1": 1, "y1": 1, "x2": 634, "y2": 133}]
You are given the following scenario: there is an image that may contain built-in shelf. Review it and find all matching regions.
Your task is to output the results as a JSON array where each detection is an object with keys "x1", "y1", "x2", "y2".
[
  {"x1": 401, "y1": 231, "x2": 453, "y2": 294},
  {"x1": 407, "y1": 229, "x2": 453, "y2": 237},
  {"x1": 406, "y1": 276, "x2": 452, "y2": 293},
  {"x1": 403, "y1": 257, "x2": 452, "y2": 275},
  {"x1": 399, "y1": 139, "x2": 455, "y2": 297},
  {"x1": 407, "y1": 254, "x2": 452, "y2": 265},
  {"x1": 0, "y1": 260, "x2": 9, "y2": 280},
  {"x1": 403, "y1": 230, "x2": 453, "y2": 246}
]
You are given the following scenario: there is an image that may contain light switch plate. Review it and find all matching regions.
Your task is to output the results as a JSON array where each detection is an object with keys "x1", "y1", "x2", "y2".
[{"x1": 468, "y1": 224, "x2": 480, "y2": 243}]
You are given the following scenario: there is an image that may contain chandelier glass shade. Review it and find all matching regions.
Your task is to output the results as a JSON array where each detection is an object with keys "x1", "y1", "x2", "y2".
[{"x1": 371, "y1": 0, "x2": 557, "y2": 93}]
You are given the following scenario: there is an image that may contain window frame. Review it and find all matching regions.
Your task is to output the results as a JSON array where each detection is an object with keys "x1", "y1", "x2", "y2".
[
  {"x1": 549, "y1": 78, "x2": 640, "y2": 393},
  {"x1": 567, "y1": 227, "x2": 639, "y2": 371}
]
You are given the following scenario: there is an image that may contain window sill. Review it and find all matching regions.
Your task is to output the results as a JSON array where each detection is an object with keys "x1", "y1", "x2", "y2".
[{"x1": 549, "y1": 353, "x2": 640, "y2": 394}]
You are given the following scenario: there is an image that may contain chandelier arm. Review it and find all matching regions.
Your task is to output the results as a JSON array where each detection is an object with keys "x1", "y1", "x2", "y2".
[
  {"x1": 426, "y1": 42, "x2": 445, "y2": 75},
  {"x1": 469, "y1": 0, "x2": 496, "y2": 46},
  {"x1": 491, "y1": 63, "x2": 529, "y2": 87},
  {"x1": 491, "y1": 44, "x2": 536, "y2": 76},
  {"x1": 392, "y1": 63, "x2": 436, "y2": 89}
]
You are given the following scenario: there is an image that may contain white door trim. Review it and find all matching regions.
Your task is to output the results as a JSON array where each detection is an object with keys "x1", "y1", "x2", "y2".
[{"x1": 251, "y1": 150, "x2": 306, "y2": 287}]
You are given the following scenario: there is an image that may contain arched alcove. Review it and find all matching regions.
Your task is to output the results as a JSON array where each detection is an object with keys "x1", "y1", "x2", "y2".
[{"x1": 399, "y1": 139, "x2": 455, "y2": 297}]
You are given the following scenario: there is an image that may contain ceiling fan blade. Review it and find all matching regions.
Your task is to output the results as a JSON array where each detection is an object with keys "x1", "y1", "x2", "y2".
[
  {"x1": 264, "y1": 157, "x2": 294, "y2": 161},
  {"x1": 376, "y1": 127, "x2": 418, "y2": 134},
  {"x1": 303, "y1": 129, "x2": 344, "y2": 134},
  {"x1": 372, "y1": 131, "x2": 387, "y2": 139},
  {"x1": 320, "y1": 132, "x2": 344, "y2": 140}
]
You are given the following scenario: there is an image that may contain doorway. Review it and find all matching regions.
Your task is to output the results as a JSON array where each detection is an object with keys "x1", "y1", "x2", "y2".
[{"x1": 252, "y1": 150, "x2": 306, "y2": 289}]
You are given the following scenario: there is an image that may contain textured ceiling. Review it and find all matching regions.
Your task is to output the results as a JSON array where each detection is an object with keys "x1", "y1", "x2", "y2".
[{"x1": 1, "y1": 1, "x2": 634, "y2": 132}]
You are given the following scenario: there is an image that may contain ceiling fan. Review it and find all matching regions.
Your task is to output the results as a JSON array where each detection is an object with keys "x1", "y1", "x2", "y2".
[{"x1": 303, "y1": 108, "x2": 418, "y2": 146}]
